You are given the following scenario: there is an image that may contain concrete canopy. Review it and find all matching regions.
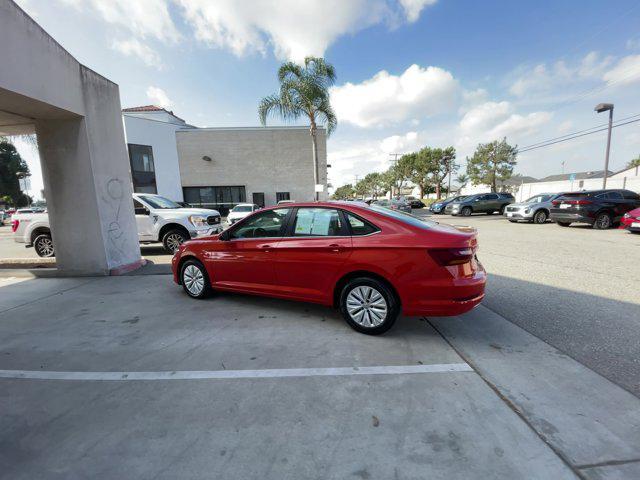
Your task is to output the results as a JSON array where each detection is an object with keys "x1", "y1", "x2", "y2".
[{"x1": 0, "y1": 0, "x2": 142, "y2": 275}]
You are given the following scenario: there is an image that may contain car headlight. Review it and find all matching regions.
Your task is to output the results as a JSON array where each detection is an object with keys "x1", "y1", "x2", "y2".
[
  {"x1": 524, "y1": 209, "x2": 530, "y2": 214},
  {"x1": 189, "y1": 215, "x2": 208, "y2": 228}
]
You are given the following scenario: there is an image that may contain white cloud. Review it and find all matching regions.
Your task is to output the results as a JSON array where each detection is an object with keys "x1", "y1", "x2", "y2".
[
  {"x1": 330, "y1": 64, "x2": 459, "y2": 128},
  {"x1": 380, "y1": 131, "x2": 420, "y2": 153},
  {"x1": 176, "y1": 0, "x2": 392, "y2": 61},
  {"x1": 457, "y1": 101, "x2": 551, "y2": 152},
  {"x1": 627, "y1": 38, "x2": 640, "y2": 50},
  {"x1": 509, "y1": 52, "x2": 613, "y2": 97},
  {"x1": 175, "y1": 0, "x2": 437, "y2": 61},
  {"x1": 112, "y1": 39, "x2": 164, "y2": 69},
  {"x1": 58, "y1": 0, "x2": 180, "y2": 43},
  {"x1": 459, "y1": 101, "x2": 510, "y2": 134},
  {"x1": 399, "y1": 0, "x2": 438, "y2": 22},
  {"x1": 146, "y1": 86, "x2": 173, "y2": 109},
  {"x1": 602, "y1": 54, "x2": 640, "y2": 86}
]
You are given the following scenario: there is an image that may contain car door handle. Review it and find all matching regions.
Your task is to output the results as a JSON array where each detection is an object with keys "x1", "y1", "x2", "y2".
[
  {"x1": 328, "y1": 243, "x2": 342, "y2": 252},
  {"x1": 260, "y1": 244, "x2": 272, "y2": 251}
]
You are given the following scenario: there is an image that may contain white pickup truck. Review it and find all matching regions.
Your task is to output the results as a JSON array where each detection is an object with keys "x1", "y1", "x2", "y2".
[{"x1": 12, "y1": 193, "x2": 222, "y2": 257}]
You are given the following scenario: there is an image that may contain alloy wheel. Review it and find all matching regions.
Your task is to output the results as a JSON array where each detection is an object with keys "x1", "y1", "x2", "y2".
[
  {"x1": 346, "y1": 286, "x2": 388, "y2": 327},
  {"x1": 36, "y1": 237, "x2": 54, "y2": 257},
  {"x1": 534, "y1": 211, "x2": 547, "y2": 224},
  {"x1": 183, "y1": 264, "x2": 205, "y2": 296},
  {"x1": 166, "y1": 233, "x2": 185, "y2": 252},
  {"x1": 596, "y1": 214, "x2": 611, "y2": 229}
]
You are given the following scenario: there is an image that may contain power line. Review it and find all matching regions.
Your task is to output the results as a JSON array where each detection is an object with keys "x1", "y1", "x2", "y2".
[
  {"x1": 519, "y1": 112, "x2": 640, "y2": 150},
  {"x1": 517, "y1": 117, "x2": 640, "y2": 153}
]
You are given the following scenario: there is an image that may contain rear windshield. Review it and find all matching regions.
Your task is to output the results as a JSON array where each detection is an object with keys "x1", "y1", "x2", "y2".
[
  {"x1": 369, "y1": 205, "x2": 437, "y2": 230},
  {"x1": 233, "y1": 205, "x2": 252, "y2": 212}
]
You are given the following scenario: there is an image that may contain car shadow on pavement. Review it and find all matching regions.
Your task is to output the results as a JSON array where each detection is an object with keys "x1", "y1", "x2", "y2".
[
  {"x1": 199, "y1": 288, "x2": 441, "y2": 339},
  {"x1": 484, "y1": 273, "x2": 640, "y2": 397}
]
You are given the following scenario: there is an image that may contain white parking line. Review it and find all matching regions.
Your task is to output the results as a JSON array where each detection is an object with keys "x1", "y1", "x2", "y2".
[{"x1": 0, "y1": 363, "x2": 472, "y2": 381}]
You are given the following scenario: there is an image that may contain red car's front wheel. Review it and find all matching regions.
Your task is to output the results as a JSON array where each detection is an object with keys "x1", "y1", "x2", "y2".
[{"x1": 180, "y1": 259, "x2": 212, "y2": 299}]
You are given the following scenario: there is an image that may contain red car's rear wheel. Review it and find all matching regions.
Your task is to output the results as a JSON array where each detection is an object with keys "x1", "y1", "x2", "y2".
[{"x1": 340, "y1": 277, "x2": 399, "y2": 335}]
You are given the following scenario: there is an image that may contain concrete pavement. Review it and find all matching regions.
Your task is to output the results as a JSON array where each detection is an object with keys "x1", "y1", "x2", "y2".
[
  {"x1": 416, "y1": 211, "x2": 640, "y2": 397},
  {"x1": 0, "y1": 274, "x2": 584, "y2": 480}
]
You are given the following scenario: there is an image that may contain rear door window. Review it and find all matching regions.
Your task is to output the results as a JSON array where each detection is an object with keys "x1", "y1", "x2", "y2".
[
  {"x1": 607, "y1": 191, "x2": 623, "y2": 199},
  {"x1": 291, "y1": 208, "x2": 346, "y2": 237}
]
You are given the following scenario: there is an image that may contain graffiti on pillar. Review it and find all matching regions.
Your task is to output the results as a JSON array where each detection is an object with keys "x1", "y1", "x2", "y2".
[{"x1": 103, "y1": 178, "x2": 127, "y2": 263}]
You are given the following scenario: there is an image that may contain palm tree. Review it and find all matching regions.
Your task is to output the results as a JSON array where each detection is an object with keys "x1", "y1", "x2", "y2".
[{"x1": 259, "y1": 57, "x2": 337, "y2": 200}]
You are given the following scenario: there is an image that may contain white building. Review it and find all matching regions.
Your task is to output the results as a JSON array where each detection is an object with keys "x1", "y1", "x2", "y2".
[
  {"x1": 513, "y1": 168, "x2": 640, "y2": 201},
  {"x1": 121, "y1": 106, "x2": 327, "y2": 213},
  {"x1": 123, "y1": 106, "x2": 193, "y2": 201}
]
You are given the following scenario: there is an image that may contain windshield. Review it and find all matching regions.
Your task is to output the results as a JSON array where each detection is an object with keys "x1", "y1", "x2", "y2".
[
  {"x1": 525, "y1": 195, "x2": 552, "y2": 203},
  {"x1": 369, "y1": 204, "x2": 438, "y2": 229},
  {"x1": 139, "y1": 195, "x2": 182, "y2": 209},
  {"x1": 233, "y1": 205, "x2": 253, "y2": 212}
]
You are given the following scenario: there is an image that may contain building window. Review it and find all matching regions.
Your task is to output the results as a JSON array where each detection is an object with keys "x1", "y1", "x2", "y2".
[
  {"x1": 183, "y1": 186, "x2": 246, "y2": 216},
  {"x1": 252, "y1": 192, "x2": 265, "y2": 207},
  {"x1": 128, "y1": 144, "x2": 157, "y2": 194},
  {"x1": 276, "y1": 192, "x2": 290, "y2": 202}
]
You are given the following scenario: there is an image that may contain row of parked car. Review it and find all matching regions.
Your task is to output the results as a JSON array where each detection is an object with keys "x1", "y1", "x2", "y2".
[{"x1": 429, "y1": 189, "x2": 640, "y2": 232}]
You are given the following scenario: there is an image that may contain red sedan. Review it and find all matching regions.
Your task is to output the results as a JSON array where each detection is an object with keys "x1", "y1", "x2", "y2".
[
  {"x1": 621, "y1": 207, "x2": 640, "y2": 233},
  {"x1": 172, "y1": 202, "x2": 486, "y2": 334}
]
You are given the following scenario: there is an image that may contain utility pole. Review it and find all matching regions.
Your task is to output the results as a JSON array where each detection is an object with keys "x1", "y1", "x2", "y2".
[
  {"x1": 388, "y1": 153, "x2": 401, "y2": 196},
  {"x1": 447, "y1": 157, "x2": 453, "y2": 198},
  {"x1": 594, "y1": 103, "x2": 614, "y2": 189}
]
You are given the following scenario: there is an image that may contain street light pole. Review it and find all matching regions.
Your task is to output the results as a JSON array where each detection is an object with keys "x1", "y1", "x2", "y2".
[{"x1": 594, "y1": 103, "x2": 614, "y2": 189}]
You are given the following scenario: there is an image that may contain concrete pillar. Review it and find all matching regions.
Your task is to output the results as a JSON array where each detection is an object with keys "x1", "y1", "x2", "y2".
[{"x1": 36, "y1": 68, "x2": 141, "y2": 275}]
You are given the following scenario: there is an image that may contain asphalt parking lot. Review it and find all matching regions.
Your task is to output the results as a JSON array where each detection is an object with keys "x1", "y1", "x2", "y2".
[{"x1": 1, "y1": 211, "x2": 640, "y2": 479}]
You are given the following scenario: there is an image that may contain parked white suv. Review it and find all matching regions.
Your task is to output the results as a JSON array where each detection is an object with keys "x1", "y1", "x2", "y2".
[
  {"x1": 12, "y1": 193, "x2": 222, "y2": 257},
  {"x1": 226, "y1": 203, "x2": 260, "y2": 225}
]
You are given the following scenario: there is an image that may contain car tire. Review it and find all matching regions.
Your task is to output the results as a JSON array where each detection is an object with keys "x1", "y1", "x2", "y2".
[
  {"x1": 461, "y1": 207, "x2": 472, "y2": 217},
  {"x1": 533, "y1": 210, "x2": 547, "y2": 224},
  {"x1": 33, "y1": 233, "x2": 55, "y2": 257},
  {"x1": 180, "y1": 259, "x2": 212, "y2": 299},
  {"x1": 486, "y1": 211, "x2": 494, "y2": 215},
  {"x1": 499, "y1": 205, "x2": 507, "y2": 215},
  {"x1": 593, "y1": 212, "x2": 612, "y2": 230},
  {"x1": 163, "y1": 229, "x2": 189, "y2": 253},
  {"x1": 557, "y1": 222, "x2": 571, "y2": 227},
  {"x1": 340, "y1": 277, "x2": 399, "y2": 335}
]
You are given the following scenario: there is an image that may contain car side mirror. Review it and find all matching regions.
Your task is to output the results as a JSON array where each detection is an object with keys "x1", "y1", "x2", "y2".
[{"x1": 134, "y1": 207, "x2": 149, "y2": 215}]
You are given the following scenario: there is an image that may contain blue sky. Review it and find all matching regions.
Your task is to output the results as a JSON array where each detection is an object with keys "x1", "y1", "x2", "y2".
[{"x1": 13, "y1": 0, "x2": 640, "y2": 195}]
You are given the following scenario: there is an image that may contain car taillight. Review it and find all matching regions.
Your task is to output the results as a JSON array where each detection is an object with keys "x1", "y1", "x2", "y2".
[
  {"x1": 552, "y1": 200, "x2": 561, "y2": 206},
  {"x1": 11, "y1": 220, "x2": 19, "y2": 232},
  {"x1": 567, "y1": 199, "x2": 592, "y2": 205},
  {"x1": 429, "y1": 247, "x2": 474, "y2": 266}
]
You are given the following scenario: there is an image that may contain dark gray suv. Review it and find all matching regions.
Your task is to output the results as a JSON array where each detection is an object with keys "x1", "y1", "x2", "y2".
[{"x1": 446, "y1": 192, "x2": 515, "y2": 216}]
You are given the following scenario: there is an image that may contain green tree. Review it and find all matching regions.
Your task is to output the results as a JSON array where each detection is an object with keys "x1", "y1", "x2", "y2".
[
  {"x1": 627, "y1": 156, "x2": 640, "y2": 169},
  {"x1": 0, "y1": 140, "x2": 31, "y2": 207},
  {"x1": 428, "y1": 146, "x2": 457, "y2": 199},
  {"x1": 466, "y1": 138, "x2": 517, "y2": 192},
  {"x1": 363, "y1": 172, "x2": 386, "y2": 198},
  {"x1": 387, "y1": 154, "x2": 415, "y2": 197},
  {"x1": 258, "y1": 57, "x2": 337, "y2": 200},
  {"x1": 332, "y1": 184, "x2": 355, "y2": 200}
]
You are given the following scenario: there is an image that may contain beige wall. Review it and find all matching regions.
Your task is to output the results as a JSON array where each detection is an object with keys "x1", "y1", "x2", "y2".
[
  {"x1": 176, "y1": 127, "x2": 327, "y2": 206},
  {"x1": 1, "y1": 0, "x2": 141, "y2": 274}
]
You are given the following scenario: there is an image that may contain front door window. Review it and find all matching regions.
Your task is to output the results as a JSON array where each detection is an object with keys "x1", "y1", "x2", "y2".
[{"x1": 230, "y1": 209, "x2": 290, "y2": 239}]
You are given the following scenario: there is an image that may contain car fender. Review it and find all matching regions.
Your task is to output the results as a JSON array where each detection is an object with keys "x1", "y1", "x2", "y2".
[{"x1": 332, "y1": 262, "x2": 402, "y2": 306}]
